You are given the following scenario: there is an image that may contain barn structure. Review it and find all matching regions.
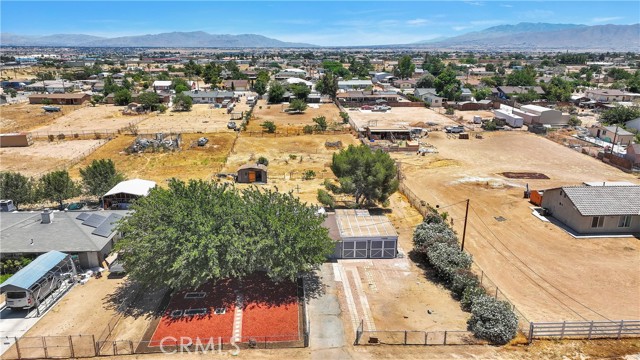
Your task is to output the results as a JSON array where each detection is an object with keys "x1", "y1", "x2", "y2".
[
  {"x1": 103, "y1": 179, "x2": 156, "y2": 209},
  {"x1": 236, "y1": 163, "x2": 268, "y2": 183},
  {"x1": 324, "y1": 209, "x2": 398, "y2": 259}
]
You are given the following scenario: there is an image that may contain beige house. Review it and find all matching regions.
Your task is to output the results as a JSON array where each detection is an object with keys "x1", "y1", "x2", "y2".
[
  {"x1": 541, "y1": 185, "x2": 640, "y2": 235},
  {"x1": 625, "y1": 144, "x2": 640, "y2": 166},
  {"x1": 414, "y1": 88, "x2": 444, "y2": 107},
  {"x1": 588, "y1": 125, "x2": 635, "y2": 146}
]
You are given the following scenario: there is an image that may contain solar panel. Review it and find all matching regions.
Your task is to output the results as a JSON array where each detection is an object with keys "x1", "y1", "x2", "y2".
[
  {"x1": 82, "y1": 213, "x2": 106, "y2": 228},
  {"x1": 75, "y1": 212, "x2": 91, "y2": 221},
  {"x1": 91, "y1": 213, "x2": 123, "y2": 238}
]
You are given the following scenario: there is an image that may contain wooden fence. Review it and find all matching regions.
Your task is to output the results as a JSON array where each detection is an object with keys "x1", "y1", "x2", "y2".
[{"x1": 528, "y1": 320, "x2": 640, "y2": 342}]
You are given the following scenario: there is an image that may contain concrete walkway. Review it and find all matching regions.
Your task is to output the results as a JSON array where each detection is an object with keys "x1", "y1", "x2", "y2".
[{"x1": 308, "y1": 263, "x2": 352, "y2": 360}]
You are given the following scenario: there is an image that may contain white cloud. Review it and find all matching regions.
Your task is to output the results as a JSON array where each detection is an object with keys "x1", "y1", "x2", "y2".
[
  {"x1": 470, "y1": 19, "x2": 504, "y2": 26},
  {"x1": 407, "y1": 18, "x2": 429, "y2": 26},
  {"x1": 591, "y1": 16, "x2": 623, "y2": 23},
  {"x1": 452, "y1": 26, "x2": 472, "y2": 31},
  {"x1": 465, "y1": 1, "x2": 484, "y2": 6},
  {"x1": 500, "y1": 4, "x2": 513, "y2": 8}
]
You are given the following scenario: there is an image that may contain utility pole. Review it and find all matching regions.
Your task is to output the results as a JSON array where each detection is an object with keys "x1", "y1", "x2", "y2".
[{"x1": 461, "y1": 199, "x2": 470, "y2": 252}]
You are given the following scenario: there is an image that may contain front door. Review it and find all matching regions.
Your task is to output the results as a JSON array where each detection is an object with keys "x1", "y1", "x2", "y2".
[{"x1": 248, "y1": 171, "x2": 256, "y2": 183}]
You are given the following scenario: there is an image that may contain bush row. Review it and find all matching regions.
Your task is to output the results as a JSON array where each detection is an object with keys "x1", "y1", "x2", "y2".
[{"x1": 413, "y1": 211, "x2": 518, "y2": 345}]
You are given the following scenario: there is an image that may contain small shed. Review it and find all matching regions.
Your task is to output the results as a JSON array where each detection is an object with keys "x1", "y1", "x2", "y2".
[
  {"x1": 103, "y1": 179, "x2": 156, "y2": 209},
  {"x1": 236, "y1": 164, "x2": 268, "y2": 183},
  {"x1": 0, "y1": 133, "x2": 33, "y2": 147},
  {"x1": 324, "y1": 209, "x2": 398, "y2": 259}
]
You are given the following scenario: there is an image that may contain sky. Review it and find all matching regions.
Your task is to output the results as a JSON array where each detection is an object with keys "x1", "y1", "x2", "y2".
[{"x1": 1, "y1": 1, "x2": 639, "y2": 46}]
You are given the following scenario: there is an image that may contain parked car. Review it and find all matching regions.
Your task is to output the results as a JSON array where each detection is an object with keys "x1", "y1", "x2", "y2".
[
  {"x1": 227, "y1": 121, "x2": 237, "y2": 130},
  {"x1": 6, "y1": 273, "x2": 60, "y2": 310},
  {"x1": 445, "y1": 126, "x2": 465, "y2": 133},
  {"x1": 66, "y1": 202, "x2": 86, "y2": 211}
]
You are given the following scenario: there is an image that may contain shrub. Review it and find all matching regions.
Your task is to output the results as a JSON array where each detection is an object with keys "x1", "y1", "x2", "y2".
[
  {"x1": 413, "y1": 221, "x2": 458, "y2": 252},
  {"x1": 313, "y1": 116, "x2": 328, "y2": 131},
  {"x1": 289, "y1": 154, "x2": 297, "y2": 160},
  {"x1": 303, "y1": 125, "x2": 314, "y2": 134},
  {"x1": 302, "y1": 170, "x2": 316, "y2": 180},
  {"x1": 568, "y1": 116, "x2": 582, "y2": 127},
  {"x1": 450, "y1": 269, "x2": 480, "y2": 299},
  {"x1": 48, "y1": 134, "x2": 55, "y2": 142},
  {"x1": 445, "y1": 107, "x2": 455, "y2": 115},
  {"x1": 461, "y1": 285, "x2": 486, "y2": 312},
  {"x1": 425, "y1": 243, "x2": 472, "y2": 282},
  {"x1": 317, "y1": 189, "x2": 335, "y2": 208},
  {"x1": 339, "y1": 111, "x2": 350, "y2": 124},
  {"x1": 257, "y1": 156, "x2": 269, "y2": 166},
  {"x1": 467, "y1": 295, "x2": 518, "y2": 345},
  {"x1": 261, "y1": 121, "x2": 276, "y2": 133}
]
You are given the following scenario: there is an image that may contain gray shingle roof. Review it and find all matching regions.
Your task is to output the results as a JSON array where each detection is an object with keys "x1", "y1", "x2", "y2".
[{"x1": 563, "y1": 186, "x2": 640, "y2": 216}]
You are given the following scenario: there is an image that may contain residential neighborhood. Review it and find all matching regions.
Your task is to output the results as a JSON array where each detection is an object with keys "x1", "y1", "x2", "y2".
[{"x1": 1, "y1": 2, "x2": 640, "y2": 360}]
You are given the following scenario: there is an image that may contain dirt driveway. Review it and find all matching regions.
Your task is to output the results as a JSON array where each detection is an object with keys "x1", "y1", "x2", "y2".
[{"x1": 394, "y1": 131, "x2": 640, "y2": 322}]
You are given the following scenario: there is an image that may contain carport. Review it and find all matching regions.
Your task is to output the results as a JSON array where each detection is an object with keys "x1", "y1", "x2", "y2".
[
  {"x1": 0, "y1": 251, "x2": 76, "y2": 316},
  {"x1": 325, "y1": 209, "x2": 398, "y2": 259}
]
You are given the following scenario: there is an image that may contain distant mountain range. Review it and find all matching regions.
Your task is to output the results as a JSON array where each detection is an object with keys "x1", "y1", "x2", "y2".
[
  {"x1": 0, "y1": 31, "x2": 317, "y2": 48},
  {"x1": 1, "y1": 23, "x2": 639, "y2": 51},
  {"x1": 414, "y1": 23, "x2": 640, "y2": 51}
]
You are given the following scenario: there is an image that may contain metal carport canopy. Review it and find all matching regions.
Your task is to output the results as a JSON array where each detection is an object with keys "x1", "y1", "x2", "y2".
[{"x1": 0, "y1": 250, "x2": 68, "y2": 292}]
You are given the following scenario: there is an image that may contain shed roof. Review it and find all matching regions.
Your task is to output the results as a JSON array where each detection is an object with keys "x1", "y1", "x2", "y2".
[
  {"x1": 238, "y1": 163, "x2": 268, "y2": 171},
  {"x1": 28, "y1": 93, "x2": 88, "y2": 99},
  {"x1": 104, "y1": 179, "x2": 156, "y2": 198},
  {"x1": 0, "y1": 251, "x2": 68, "y2": 291},
  {"x1": 560, "y1": 185, "x2": 640, "y2": 216},
  {"x1": 334, "y1": 209, "x2": 397, "y2": 238}
]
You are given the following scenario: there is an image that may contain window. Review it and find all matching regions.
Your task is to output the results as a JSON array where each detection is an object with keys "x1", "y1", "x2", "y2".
[
  {"x1": 591, "y1": 216, "x2": 604, "y2": 228},
  {"x1": 618, "y1": 215, "x2": 631, "y2": 228}
]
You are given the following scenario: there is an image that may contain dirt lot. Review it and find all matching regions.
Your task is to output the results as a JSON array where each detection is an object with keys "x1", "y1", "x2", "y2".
[
  {"x1": 28, "y1": 105, "x2": 151, "y2": 135},
  {"x1": 68, "y1": 133, "x2": 236, "y2": 184},
  {"x1": 21, "y1": 276, "x2": 125, "y2": 337},
  {"x1": 347, "y1": 106, "x2": 458, "y2": 131},
  {"x1": 223, "y1": 133, "x2": 359, "y2": 203},
  {"x1": 0, "y1": 103, "x2": 74, "y2": 132},
  {"x1": 395, "y1": 130, "x2": 640, "y2": 322},
  {"x1": 0, "y1": 139, "x2": 106, "y2": 176},
  {"x1": 137, "y1": 102, "x2": 252, "y2": 133},
  {"x1": 248, "y1": 100, "x2": 343, "y2": 132},
  {"x1": 334, "y1": 193, "x2": 471, "y2": 337}
]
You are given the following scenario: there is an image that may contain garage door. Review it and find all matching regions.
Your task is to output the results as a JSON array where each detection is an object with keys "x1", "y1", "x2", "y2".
[
  {"x1": 370, "y1": 240, "x2": 396, "y2": 258},
  {"x1": 343, "y1": 241, "x2": 368, "y2": 258}
]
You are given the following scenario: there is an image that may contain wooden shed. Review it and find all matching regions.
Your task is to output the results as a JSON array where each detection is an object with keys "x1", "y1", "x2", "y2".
[
  {"x1": 0, "y1": 133, "x2": 33, "y2": 147},
  {"x1": 236, "y1": 163, "x2": 268, "y2": 183}
]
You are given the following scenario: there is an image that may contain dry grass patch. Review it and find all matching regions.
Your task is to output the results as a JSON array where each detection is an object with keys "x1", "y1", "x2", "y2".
[
  {"x1": 0, "y1": 103, "x2": 74, "y2": 132},
  {"x1": 69, "y1": 133, "x2": 236, "y2": 184},
  {"x1": 248, "y1": 100, "x2": 343, "y2": 132}
]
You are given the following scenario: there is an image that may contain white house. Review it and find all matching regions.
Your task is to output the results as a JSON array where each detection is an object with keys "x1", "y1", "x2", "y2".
[
  {"x1": 414, "y1": 88, "x2": 444, "y2": 108},
  {"x1": 338, "y1": 80, "x2": 373, "y2": 90},
  {"x1": 512, "y1": 104, "x2": 570, "y2": 126}
]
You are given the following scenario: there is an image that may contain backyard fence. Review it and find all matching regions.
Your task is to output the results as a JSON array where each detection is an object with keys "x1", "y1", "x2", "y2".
[
  {"x1": 355, "y1": 322, "x2": 483, "y2": 346},
  {"x1": 29, "y1": 139, "x2": 110, "y2": 179},
  {"x1": 528, "y1": 320, "x2": 640, "y2": 343},
  {"x1": 242, "y1": 129, "x2": 351, "y2": 137}
]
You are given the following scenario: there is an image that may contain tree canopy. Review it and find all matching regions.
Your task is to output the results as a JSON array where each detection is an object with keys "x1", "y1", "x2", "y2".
[
  {"x1": 290, "y1": 83, "x2": 310, "y2": 101},
  {"x1": 267, "y1": 81, "x2": 286, "y2": 103},
  {"x1": 0, "y1": 172, "x2": 38, "y2": 210},
  {"x1": 40, "y1": 170, "x2": 80, "y2": 209},
  {"x1": 434, "y1": 69, "x2": 462, "y2": 101},
  {"x1": 416, "y1": 73, "x2": 436, "y2": 89},
  {"x1": 327, "y1": 144, "x2": 398, "y2": 207},
  {"x1": 397, "y1": 55, "x2": 416, "y2": 79},
  {"x1": 506, "y1": 66, "x2": 537, "y2": 86},
  {"x1": 600, "y1": 105, "x2": 640, "y2": 125},
  {"x1": 173, "y1": 93, "x2": 193, "y2": 111},
  {"x1": 79, "y1": 159, "x2": 126, "y2": 198},
  {"x1": 316, "y1": 72, "x2": 339, "y2": 100},
  {"x1": 116, "y1": 180, "x2": 334, "y2": 289},
  {"x1": 288, "y1": 99, "x2": 308, "y2": 113}
]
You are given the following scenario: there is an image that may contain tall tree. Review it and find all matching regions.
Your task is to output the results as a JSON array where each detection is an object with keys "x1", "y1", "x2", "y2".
[
  {"x1": 397, "y1": 55, "x2": 416, "y2": 79},
  {"x1": 267, "y1": 81, "x2": 286, "y2": 103},
  {"x1": 327, "y1": 145, "x2": 398, "y2": 207},
  {"x1": 79, "y1": 159, "x2": 126, "y2": 198},
  {"x1": 506, "y1": 66, "x2": 537, "y2": 86},
  {"x1": 114, "y1": 89, "x2": 131, "y2": 106},
  {"x1": 137, "y1": 92, "x2": 160, "y2": 111},
  {"x1": 416, "y1": 73, "x2": 436, "y2": 88},
  {"x1": 317, "y1": 72, "x2": 338, "y2": 100},
  {"x1": 0, "y1": 172, "x2": 38, "y2": 210},
  {"x1": 434, "y1": 69, "x2": 462, "y2": 101},
  {"x1": 116, "y1": 180, "x2": 334, "y2": 289},
  {"x1": 290, "y1": 83, "x2": 311, "y2": 101},
  {"x1": 40, "y1": 170, "x2": 80, "y2": 209},
  {"x1": 173, "y1": 93, "x2": 193, "y2": 111}
]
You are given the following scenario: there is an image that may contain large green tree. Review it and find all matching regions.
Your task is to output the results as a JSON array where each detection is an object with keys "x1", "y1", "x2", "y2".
[
  {"x1": 79, "y1": 159, "x2": 126, "y2": 198},
  {"x1": 316, "y1": 72, "x2": 339, "y2": 100},
  {"x1": 173, "y1": 93, "x2": 193, "y2": 111},
  {"x1": 114, "y1": 89, "x2": 131, "y2": 106},
  {"x1": 267, "y1": 81, "x2": 286, "y2": 103},
  {"x1": 288, "y1": 99, "x2": 308, "y2": 113},
  {"x1": 0, "y1": 172, "x2": 38, "y2": 209},
  {"x1": 116, "y1": 180, "x2": 334, "y2": 289},
  {"x1": 397, "y1": 55, "x2": 416, "y2": 79},
  {"x1": 600, "y1": 105, "x2": 640, "y2": 125},
  {"x1": 434, "y1": 69, "x2": 462, "y2": 101},
  {"x1": 327, "y1": 145, "x2": 398, "y2": 207},
  {"x1": 416, "y1": 73, "x2": 436, "y2": 88},
  {"x1": 290, "y1": 83, "x2": 311, "y2": 101},
  {"x1": 40, "y1": 170, "x2": 80, "y2": 209},
  {"x1": 137, "y1": 92, "x2": 160, "y2": 111},
  {"x1": 506, "y1": 66, "x2": 537, "y2": 86}
]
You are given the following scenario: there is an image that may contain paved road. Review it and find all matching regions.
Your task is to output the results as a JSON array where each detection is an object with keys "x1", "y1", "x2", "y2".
[{"x1": 308, "y1": 263, "x2": 352, "y2": 360}]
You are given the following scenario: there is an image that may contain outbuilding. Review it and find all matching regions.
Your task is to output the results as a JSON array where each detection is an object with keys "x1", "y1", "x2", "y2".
[
  {"x1": 103, "y1": 179, "x2": 156, "y2": 210},
  {"x1": 324, "y1": 209, "x2": 398, "y2": 259},
  {"x1": 236, "y1": 163, "x2": 268, "y2": 183},
  {"x1": 28, "y1": 93, "x2": 89, "y2": 105}
]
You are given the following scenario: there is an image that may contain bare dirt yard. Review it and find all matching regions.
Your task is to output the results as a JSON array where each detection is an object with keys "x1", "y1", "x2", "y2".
[
  {"x1": 394, "y1": 130, "x2": 640, "y2": 322},
  {"x1": 0, "y1": 139, "x2": 106, "y2": 177},
  {"x1": 0, "y1": 103, "x2": 73, "y2": 132},
  {"x1": 68, "y1": 133, "x2": 236, "y2": 184},
  {"x1": 334, "y1": 193, "x2": 471, "y2": 338},
  {"x1": 223, "y1": 133, "x2": 359, "y2": 203},
  {"x1": 137, "y1": 102, "x2": 252, "y2": 133},
  {"x1": 347, "y1": 106, "x2": 458, "y2": 131},
  {"x1": 29, "y1": 105, "x2": 150, "y2": 135},
  {"x1": 248, "y1": 100, "x2": 344, "y2": 132}
]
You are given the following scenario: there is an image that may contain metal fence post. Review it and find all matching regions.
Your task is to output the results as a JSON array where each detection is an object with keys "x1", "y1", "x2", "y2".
[
  {"x1": 617, "y1": 320, "x2": 624, "y2": 339},
  {"x1": 588, "y1": 321, "x2": 594, "y2": 340},
  {"x1": 528, "y1": 323, "x2": 534, "y2": 343},
  {"x1": 560, "y1": 321, "x2": 566, "y2": 339},
  {"x1": 92, "y1": 335, "x2": 97, "y2": 356},
  {"x1": 404, "y1": 331, "x2": 407, "y2": 345},
  {"x1": 69, "y1": 336, "x2": 74, "y2": 358},
  {"x1": 14, "y1": 337, "x2": 21, "y2": 359},
  {"x1": 495, "y1": 287, "x2": 498, "y2": 299},
  {"x1": 42, "y1": 336, "x2": 48, "y2": 358},
  {"x1": 443, "y1": 331, "x2": 447, "y2": 345}
]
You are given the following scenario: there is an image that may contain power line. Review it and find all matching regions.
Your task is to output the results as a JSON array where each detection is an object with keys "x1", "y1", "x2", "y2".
[{"x1": 469, "y1": 206, "x2": 612, "y2": 321}]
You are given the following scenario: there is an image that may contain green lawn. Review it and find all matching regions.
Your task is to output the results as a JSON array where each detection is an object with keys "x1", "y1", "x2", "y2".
[{"x1": 0, "y1": 273, "x2": 13, "y2": 284}]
